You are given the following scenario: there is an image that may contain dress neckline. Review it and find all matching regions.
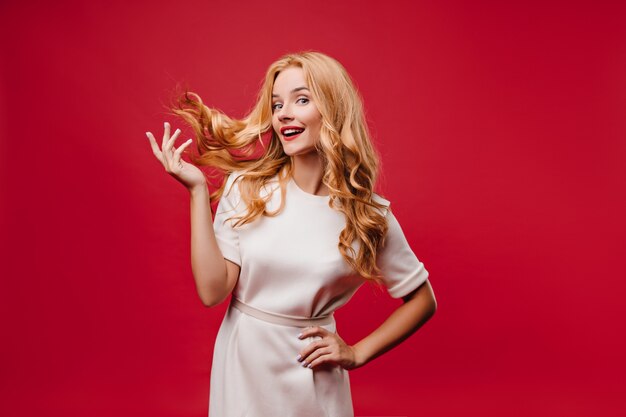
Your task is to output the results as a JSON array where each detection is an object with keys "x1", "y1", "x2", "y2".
[{"x1": 288, "y1": 176, "x2": 331, "y2": 203}]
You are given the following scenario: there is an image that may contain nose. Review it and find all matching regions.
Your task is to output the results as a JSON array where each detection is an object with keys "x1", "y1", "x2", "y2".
[{"x1": 276, "y1": 103, "x2": 293, "y2": 122}]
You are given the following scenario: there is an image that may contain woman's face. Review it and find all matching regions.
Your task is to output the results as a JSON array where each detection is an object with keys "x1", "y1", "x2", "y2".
[{"x1": 271, "y1": 66, "x2": 323, "y2": 157}]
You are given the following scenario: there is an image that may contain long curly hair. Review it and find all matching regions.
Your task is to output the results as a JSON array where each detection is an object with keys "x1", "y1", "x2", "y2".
[{"x1": 169, "y1": 51, "x2": 389, "y2": 281}]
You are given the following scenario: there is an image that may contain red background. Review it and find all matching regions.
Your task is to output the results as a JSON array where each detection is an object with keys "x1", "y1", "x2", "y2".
[{"x1": 1, "y1": 1, "x2": 625, "y2": 416}]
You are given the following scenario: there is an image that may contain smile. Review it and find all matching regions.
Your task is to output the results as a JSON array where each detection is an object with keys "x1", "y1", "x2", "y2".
[{"x1": 281, "y1": 126, "x2": 305, "y2": 141}]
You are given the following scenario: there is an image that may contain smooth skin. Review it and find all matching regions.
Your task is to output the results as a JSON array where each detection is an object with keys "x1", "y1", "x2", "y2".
[{"x1": 147, "y1": 66, "x2": 436, "y2": 372}]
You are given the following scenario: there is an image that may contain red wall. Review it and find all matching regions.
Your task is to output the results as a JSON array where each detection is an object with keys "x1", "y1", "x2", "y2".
[{"x1": 1, "y1": 1, "x2": 625, "y2": 416}]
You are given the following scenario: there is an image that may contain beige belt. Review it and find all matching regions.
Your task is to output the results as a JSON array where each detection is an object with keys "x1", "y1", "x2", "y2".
[{"x1": 230, "y1": 297, "x2": 334, "y2": 328}]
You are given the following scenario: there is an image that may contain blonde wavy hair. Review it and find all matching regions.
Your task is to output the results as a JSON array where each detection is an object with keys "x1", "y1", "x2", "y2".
[{"x1": 169, "y1": 51, "x2": 389, "y2": 281}]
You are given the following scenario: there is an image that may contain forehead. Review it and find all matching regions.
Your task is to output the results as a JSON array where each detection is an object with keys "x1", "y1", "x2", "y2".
[{"x1": 272, "y1": 66, "x2": 308, "y2": 93}]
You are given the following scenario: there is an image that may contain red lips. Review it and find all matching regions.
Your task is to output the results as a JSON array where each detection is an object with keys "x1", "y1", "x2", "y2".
[
  {"x1": 280, "y1": 125, "x2": 305, "y2": 141},
  {"x1": 280, "y1": 125, "x2": 305, "y2": 134}
]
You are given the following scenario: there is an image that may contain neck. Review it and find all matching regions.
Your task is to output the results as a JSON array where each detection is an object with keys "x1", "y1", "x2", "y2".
[{"x1": 291, "y1": 152, "x2": 329, "y2": 196}]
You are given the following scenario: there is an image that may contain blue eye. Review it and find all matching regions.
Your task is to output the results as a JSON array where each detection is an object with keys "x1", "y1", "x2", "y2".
[
  {"x1": 297, "y1": 97, "x2": 309, "y2": 104},
  {"x1": 272, "y1": 103, "x2": 282, "y2": 111}
]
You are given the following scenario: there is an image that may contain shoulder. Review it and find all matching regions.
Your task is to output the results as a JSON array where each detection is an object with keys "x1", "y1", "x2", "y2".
[
  {"x1": 225, "y1": 169, "x2": 246, "y2": 184},
  {"x1": 224, "y1": 170, "x2": 280, "y2": 197},
  {"x1": 221, "y1": 170, "x2": 248, "y2": 206},
  {"x1": 223, "y1": 170, "x2": 247, "y2": 193},
  {"x1": 372, "y1": 193, "x2": 391, "y2": 217}
]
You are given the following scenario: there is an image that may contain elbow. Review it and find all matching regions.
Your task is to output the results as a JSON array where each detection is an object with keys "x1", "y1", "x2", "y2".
[
  {"x1": 426, "y1": 287, "x2": 438, "y2": 317},
  {"x1": 201, "y1": 295, "x2": 225, "y2": 308},
  {"x1": 197, "y1": 284, "x2": 229, "y2": 308},
  {"x1": 428, "y1": 298, "x2": 437, "y2": 318},
  {"x1": 423, "y1": 280, "x2": 437, "y2": 318},
  {"x1": 203, "y1": 301, "x2": 221, "y2": 308},
  {"x1": 199, "y1": 290, "x2": 229, "y2": 308},
  {"x1": 200, "y1": 296, "x2": 218, "y2": 308},
  {"x1": 417, "y1": 293, "x2": 437, "y2": 320},
  {"x1": 193, "y1": 269, "x2": 232, "y2": 308}
]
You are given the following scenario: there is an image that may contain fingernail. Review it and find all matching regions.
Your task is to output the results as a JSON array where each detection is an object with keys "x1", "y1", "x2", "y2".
[
  {"x1": 302, "y1": 362, "x2": 308, "y2": 367},
  {"x1": 164, "y1": 122, "x2": 169, "y2": 127},
  {"x1": 296, "y1": 354, "x2": 302, "y2": 362},
  {"x1": 307, "y1": 364, "x2": 312, "y2": 369},
  {"x1": 297, "y1": 333, "x2": 303, "y2": 338}
]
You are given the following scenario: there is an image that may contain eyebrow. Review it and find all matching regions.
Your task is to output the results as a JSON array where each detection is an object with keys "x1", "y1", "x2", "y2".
[{"x1": 272, "y1": 86, "x2": 310, "y2": 98}]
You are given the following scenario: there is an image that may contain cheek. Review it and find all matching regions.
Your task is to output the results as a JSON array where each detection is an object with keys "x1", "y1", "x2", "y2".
[{"x1": 308, "y1": 118, "x2": 322, "y2": 136}]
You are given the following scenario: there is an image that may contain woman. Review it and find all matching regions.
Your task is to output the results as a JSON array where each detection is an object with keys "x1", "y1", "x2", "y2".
[{"x1": 146, "y1": 51, "x2": 437, "y2": 417}]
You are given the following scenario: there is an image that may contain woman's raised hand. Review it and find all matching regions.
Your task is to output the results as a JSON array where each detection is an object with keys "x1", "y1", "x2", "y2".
[{"x1": 146, "y1": 122, "x2": 206, "y2": 191}]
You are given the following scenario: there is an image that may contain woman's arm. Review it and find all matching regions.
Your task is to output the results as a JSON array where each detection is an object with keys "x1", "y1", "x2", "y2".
[
  {"x1": 147, "y1": 123, "x2": 239, "y2": 307},
  {"x1": 189, "y1": 184, "x2": 240, "y2": 307},
  {"x1": 297, "y1": 279, "x2": 436, "y2": 369},
  {"x1": 351, "y1": 279, "x2": 437, "y2": 367}
]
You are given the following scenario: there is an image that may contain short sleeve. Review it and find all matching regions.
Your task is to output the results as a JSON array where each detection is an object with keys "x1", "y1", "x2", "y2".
[
  {"x1": 213, "y1": 172, "x2": 243, "y2": 267},
  {"x1": 377, "y1": 207, "x2": 429, "y2": 298}
]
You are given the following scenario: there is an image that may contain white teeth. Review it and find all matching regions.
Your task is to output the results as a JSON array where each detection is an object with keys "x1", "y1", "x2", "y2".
[{"x1": 284, "y1": 128, "x2": 304, "y2": 135}]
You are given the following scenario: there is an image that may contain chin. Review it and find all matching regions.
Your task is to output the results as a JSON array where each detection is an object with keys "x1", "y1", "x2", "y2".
[
  {"x1": 280, "y1": 141, "x2": 313, "y2": 155},
  {"x1": 282, "y1": 146, "x2": 317, "y2": 157}
]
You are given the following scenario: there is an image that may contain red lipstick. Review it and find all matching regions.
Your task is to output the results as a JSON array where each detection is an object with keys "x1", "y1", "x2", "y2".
[{"x1": 280, "y1": 125, "x2": 305, "y2": 141}]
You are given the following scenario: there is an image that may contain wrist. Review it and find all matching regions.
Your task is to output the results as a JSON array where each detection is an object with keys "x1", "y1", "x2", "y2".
[
  {"x1": 351, "y1": 344, "x2": 370, "y2": 369},
  {"x1": 189, "y1": 182, "x2": 208, "y2": 197}
]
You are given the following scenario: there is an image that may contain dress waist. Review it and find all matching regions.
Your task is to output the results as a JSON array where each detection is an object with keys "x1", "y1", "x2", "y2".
[{"x1": 230, "y1": 297, "x2": 334, "y2": 328}]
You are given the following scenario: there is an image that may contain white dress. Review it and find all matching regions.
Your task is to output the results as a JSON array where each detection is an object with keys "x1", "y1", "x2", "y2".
[{"x1": 208, "y1": 171, "x2": 429, "y2": 417}]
